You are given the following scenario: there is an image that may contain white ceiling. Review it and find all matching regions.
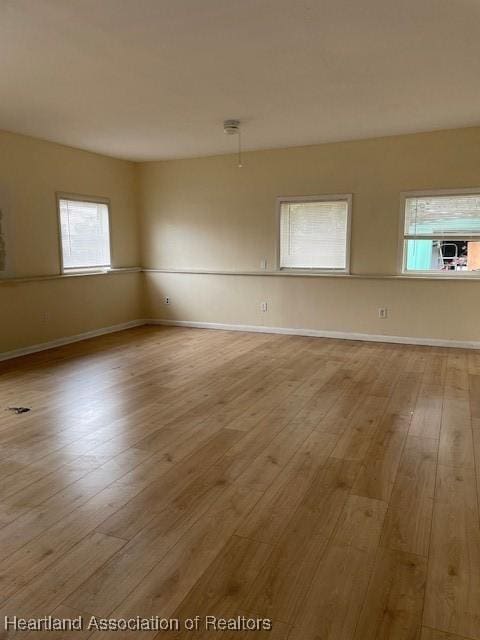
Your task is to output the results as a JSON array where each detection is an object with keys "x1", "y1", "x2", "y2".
[{"x1": 1, "y1": 0, "x2": 480, "y2": 161}]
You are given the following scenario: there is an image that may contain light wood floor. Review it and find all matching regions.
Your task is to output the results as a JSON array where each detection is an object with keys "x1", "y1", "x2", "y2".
[{"x1": 0, "y1": 326, "x2": 479, "y2": 640}]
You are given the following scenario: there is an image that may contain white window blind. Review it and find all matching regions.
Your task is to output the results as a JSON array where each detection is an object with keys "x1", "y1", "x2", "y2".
[
  {"x1": 405, "y1": 194, "x2": 480, "y2": 237},
  {"x1": 279, "y1": 198, "x2": 349, "y2": 270},
  {"x1": 59, "y1": 198, "x2": 111, "y2": 271}
]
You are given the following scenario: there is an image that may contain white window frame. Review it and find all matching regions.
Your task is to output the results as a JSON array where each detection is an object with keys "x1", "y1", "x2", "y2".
[
  {"x1": 56, "y1": 192, "x2": 113, "y2": 274},
  {"x1": 398, "y1": 187, "x2": 480, "y2": 277},
  {"x1": 276, "y1": 194, "x2": 352, "y2": 273}
]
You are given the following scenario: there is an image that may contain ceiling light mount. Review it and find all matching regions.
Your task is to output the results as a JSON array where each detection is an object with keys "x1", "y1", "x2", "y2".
[
  {"x1": 223, "y1": 119, "x2": 241, "y2": 135},
  {"x1": 223, "y1": 119, "x2": 243, "y2": 167}
]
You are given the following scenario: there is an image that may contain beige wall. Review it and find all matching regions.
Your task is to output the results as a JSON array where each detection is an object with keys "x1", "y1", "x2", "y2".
[
  {"x1": 0, "y1": 130, "x2": 142, "y2": 353},
  {"x1": 145, "y1": 272, "x2": 477, "y2": 344},
  {"x1": 1, "y1": 272, "x2": 141, "y2": 354},
  {"x1": 139, "y1": 127, "x2": 480, "y2": 344},
  {"x1": 3, "y1": 125, "x2": 480, "y2": 355}
]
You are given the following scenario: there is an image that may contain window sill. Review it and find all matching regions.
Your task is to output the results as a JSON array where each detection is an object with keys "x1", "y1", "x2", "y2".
[
  {"x1": 279, "y1": 268, "x2": 349, "y2": 275},
  {"x1": 2, "y1": 267, "x2": 479, "y2": 286},
  {"x1": 0, "y1": 267, "x2": 141, "y2": 285},
  {"x1": 401, "y1": 271, "x2": 480, "y2": 279},
  {"x1": 62, "y1": 267, "x2": 111, "y2": 275},
  {"x1": 143, "y1": 267, "x2": 480, "y2": 281}
]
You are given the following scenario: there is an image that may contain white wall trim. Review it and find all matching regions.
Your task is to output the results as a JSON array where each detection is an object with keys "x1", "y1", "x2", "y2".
[
  {"x1": 0, "y1": 267, "x2": 141, "y2": 286},
  {"x1": 2, "y1": 316, "x2": 478, "y2": 362},
  {"x1": 0, "y1": 319, "x2": 145, "y2": 362},
  {"x1": 146, "y1": 318, "x2": 480, "y2": 350},
  {"x1": 142, "y1": 267, "x2": 480, "y2": 281}
]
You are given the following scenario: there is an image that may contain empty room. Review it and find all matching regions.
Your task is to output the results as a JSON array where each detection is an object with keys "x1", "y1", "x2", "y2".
[{"x1": 1, "y1": 1, "x2": 479, "y2": 638}]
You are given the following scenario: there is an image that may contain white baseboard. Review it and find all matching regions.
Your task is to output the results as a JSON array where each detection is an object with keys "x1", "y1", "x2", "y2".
[
  {"x1": 147, "y1": 318, "x2": 480, "y2": 350},
  {"x1": 0, "y1": 319, "x2": 146, "y2": 362},
  {"x1": 2, "y1": 317, "x2": 478, "y2": 361}
]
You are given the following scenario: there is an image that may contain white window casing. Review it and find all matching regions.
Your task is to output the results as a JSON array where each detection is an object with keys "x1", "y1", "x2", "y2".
[
  {"x1": 57, "y1": 195, "x2": 111, "y2": 272},
  {"x1": 278, "y1": 194, "x2": 352, "y2": 272}
]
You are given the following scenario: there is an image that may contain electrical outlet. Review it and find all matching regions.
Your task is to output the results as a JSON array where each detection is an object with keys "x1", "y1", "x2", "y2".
[
  {"x1": 261, "y1": 302, "x2": 268, "y2": 312},
  {"x1": 378, "y1": 307, "x2": 387, "y2": 319},
  {"x1": 41, "y1": 311, "x2": 50, "y2": 323},
  {"x1": 260, "y1": 258, "x2": 267, "y2": 270},
  {"x1": 164, "y1": 296, "x2": 171, "y2": 305}
]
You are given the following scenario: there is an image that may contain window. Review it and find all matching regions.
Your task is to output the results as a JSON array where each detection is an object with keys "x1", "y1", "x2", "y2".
[
  {"x1": 401, "y1": 190, "x2": 480, "y2": 274},
  {"x1": 279, "y1": 195, "x2": 351, "y2": 271},
  {"x1": 58, "y1": 196, "x2": 111, "y2": 272}
]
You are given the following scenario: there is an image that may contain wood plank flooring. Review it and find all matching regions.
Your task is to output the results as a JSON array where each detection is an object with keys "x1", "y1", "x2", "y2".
[{"x1": 0, "y1": 326, "x2": 479, "y2": 639}]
